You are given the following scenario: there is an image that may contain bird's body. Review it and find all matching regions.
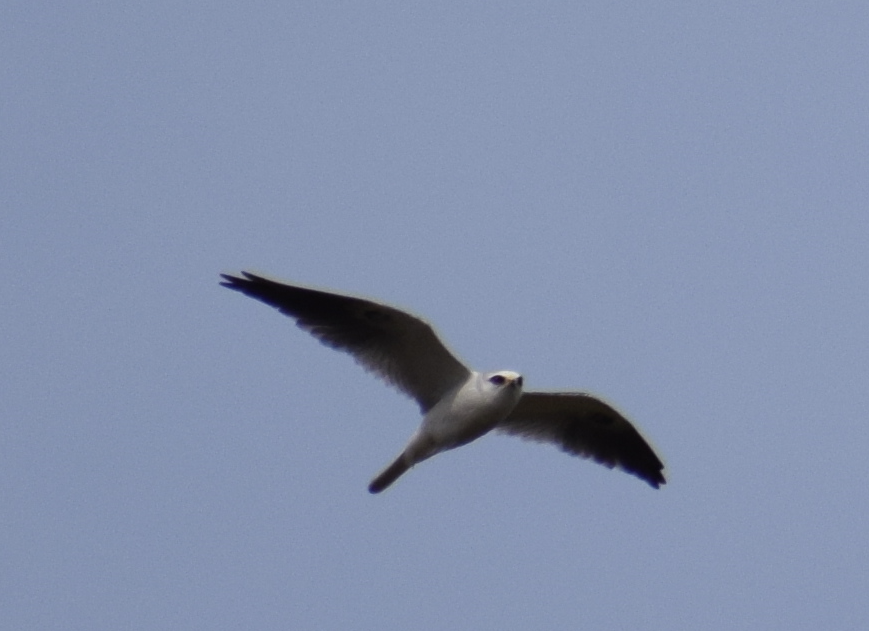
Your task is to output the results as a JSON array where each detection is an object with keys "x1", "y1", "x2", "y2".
[
  {"x1": 370, "y1": 370, "x2": 524, "y2": 492},
  {"x1": 417, "y1": 371, "x2": 523, "y2": 454},
  {"x1": 220, "y1": 272, "x2": 666, "y2": 493}
]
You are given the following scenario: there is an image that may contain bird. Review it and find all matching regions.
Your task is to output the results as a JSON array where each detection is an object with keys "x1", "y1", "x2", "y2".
[{"x1": 220, "y1": 272, "x2": 666, "y2": 493}]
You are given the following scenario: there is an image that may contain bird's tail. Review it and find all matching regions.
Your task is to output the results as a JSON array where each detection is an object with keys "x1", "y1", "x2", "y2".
[{"x1": 368, "y1": 455, "x2": 411, "y2": 494}]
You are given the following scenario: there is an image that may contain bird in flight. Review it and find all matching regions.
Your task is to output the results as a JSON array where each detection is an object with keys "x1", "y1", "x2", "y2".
[{"x1": 220, "y1": 272, "x2": 666, "y2": 493}]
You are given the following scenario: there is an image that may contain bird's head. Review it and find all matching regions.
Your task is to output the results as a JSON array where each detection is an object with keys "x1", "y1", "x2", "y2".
[{"x1": 483, "y1": 371, "x2": 524, "y2": 401}]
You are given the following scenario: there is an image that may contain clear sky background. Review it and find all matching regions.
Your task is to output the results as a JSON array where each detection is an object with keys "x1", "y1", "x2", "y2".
[{"x1": 3, "y1": 2, "x2": 868, "y2": 629}]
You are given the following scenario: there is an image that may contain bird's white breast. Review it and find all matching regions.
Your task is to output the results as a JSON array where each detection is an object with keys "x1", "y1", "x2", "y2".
[{"x1": 420, "y1": 372, "x2": 522, "y2": 450}]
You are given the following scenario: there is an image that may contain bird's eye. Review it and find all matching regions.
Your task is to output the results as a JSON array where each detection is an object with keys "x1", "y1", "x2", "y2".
[{"x1": 489, "y1": 375, "x2": 506, "y2": 385}]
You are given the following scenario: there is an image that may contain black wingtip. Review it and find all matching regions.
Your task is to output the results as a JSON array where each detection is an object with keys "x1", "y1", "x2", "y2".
[
  {"x1": 220, "y1": 271, "x2": 265, "y2": 290},
  {"x1": 644, "y1": 469, "x2": 666, "y2": 489},
  {"x1": 219, "y1": 272, "x2": 243, "y2": 287}
]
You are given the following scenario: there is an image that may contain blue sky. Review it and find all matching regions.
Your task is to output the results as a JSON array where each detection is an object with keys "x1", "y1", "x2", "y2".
[{"x1": 3, "y1": 2, "x2": 868, "y2": 629}]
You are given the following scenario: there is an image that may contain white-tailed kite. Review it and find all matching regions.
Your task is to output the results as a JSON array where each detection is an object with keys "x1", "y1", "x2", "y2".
[{"x1": 221, "y1": 272, "x2": 666, "y2": 493}]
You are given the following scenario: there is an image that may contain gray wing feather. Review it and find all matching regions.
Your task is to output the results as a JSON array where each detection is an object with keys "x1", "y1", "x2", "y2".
[
  {"x1": 220, "y1": 272, "x2": 471, "y2": 412},
  {"x1": 498, "y1": 392, "x2": 666, "y2": 488}
]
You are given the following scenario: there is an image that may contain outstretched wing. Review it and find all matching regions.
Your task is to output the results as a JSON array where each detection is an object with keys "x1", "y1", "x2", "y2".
[
  {"x1": 220, "y1": 272, "x2": 471, "y2": 412},
  {"x1": 497, "y1": 392, "x2": 666, "y2": 488}
]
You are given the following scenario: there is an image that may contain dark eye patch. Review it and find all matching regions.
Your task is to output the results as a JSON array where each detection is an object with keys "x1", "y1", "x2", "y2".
[{"x1": 489, "y1": 375, "x2": 506, "y2": 385}]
